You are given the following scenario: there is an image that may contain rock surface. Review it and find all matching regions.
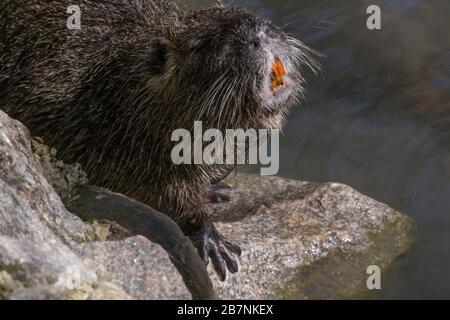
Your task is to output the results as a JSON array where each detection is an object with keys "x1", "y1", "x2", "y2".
[
  {"x1": 0, "y1": 109, "x2": 416, "y2": 299},
  {"x1": 207, "y1": 174, "x2": 415, "y2": 299},
  {"x1": 76, "y1": 236, "x2": 191, "y2": 300},
  {"x1": 0, "y1": 110, "x2": 190, "y2": 299},
  {"x1": 0, "y1": 110, "x2": 96, "y2": 299}
]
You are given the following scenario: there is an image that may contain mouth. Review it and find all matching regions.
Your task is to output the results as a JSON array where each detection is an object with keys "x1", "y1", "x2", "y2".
[
  {"x1": 271, "y1": 58, "x2": 286, "y2": 90},
  {"x1": 266, "y1": 57, "x2": 291, "y2": 99}
]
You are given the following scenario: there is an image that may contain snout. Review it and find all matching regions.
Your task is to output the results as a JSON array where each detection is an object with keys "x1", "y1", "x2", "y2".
[
  {"x1": 250, "y1": 29, "x2": 292, "y2": 99},
  {"x1": 248, "y1": 28, "x2": 276, "y2": 50}
]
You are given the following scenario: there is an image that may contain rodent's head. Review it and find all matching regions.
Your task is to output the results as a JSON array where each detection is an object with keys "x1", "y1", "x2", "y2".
[{"x1": 156, "y1": 5, "x2": 319, "y2": 129}]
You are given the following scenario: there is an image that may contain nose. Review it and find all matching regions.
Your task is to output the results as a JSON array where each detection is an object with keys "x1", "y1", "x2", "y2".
[
  {"x1": 257, "y1": 30, "x2": 269, "y2": 42},
  {"x1": 250, "y1": 30, "x2": 269, "y2": 49}
]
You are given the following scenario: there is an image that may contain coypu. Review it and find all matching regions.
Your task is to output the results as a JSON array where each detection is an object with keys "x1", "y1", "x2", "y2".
[{"x1": 0, "y1": 0, "x2": 318, "y2": 280}]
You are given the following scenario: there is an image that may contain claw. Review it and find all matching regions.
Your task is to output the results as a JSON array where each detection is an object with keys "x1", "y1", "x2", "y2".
[
  {"x1": 219, "y1": 244, "x2": 239, "y2": 274},
  {"x1": 207, "y1": 191, "x2": 230, "y2": 203},
  {"x1": 211, "y1": 243, "x2": 227, "y2": 281},
  {"x1": 207, "y1": 182, "x2": 233, "y2": 203},
  {"x1": 211, "y1": 182, "x2": 233, "y2": 190},
  {"x1": 190, "y1": 223, "x2": 241, "y2": 281},
  {"x1": 199, "y1": 241, "x2": 210, "y2": 266},
  {"x1": 224, "y1": 238, "x2": 242, "y2": 257}
]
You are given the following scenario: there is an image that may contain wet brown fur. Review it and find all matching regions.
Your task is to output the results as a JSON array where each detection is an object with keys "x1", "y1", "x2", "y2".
[{"x1": 0, "y1": 0, "x2": 317, "y2": 255}]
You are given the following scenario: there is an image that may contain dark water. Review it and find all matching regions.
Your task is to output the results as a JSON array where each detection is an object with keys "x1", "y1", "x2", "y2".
[{"x1": 190, "y1": 0, "x2": 450, "y2": 298}]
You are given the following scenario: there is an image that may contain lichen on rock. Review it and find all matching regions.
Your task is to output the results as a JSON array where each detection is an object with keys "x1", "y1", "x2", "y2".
[{"x1": 31, "y1": 137, "x2": 88, "y2": 204}]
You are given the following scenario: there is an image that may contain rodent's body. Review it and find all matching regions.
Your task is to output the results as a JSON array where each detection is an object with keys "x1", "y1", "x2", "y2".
[{"x1": 0, "y1": 0, "x2": 316, "y2": 279}]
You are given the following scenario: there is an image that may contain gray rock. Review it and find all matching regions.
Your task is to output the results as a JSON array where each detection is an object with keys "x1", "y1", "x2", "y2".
[
  {"x1": 0, "y1": 110, "x2": 191, "y2": 299},
  {"x1": 66, "y1": 185, "x2": 215, "y2": 300},
  {"x1": 0, "y1": 109, "x2": 416, "y2": 300},
  {"x1": 0, "y1": 111, "x2": 86, "y2": 243},
  {"x1": 0, "y1": 236, "x2": 96, "y2": 299},
  {"x1": 206, "y1": 174, "x2": 415, "y2": 299},
  {"x1": 0, "y1": 111, "x2": 98, "y2": 299},
  {"x1": 77, "y1": 236, "x2": 190, "y2": 300}
]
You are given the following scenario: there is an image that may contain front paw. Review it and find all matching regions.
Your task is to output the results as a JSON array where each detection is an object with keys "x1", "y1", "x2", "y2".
[
  {"x1": 206, "y1": 190, "x2": 230, "y2": 203},
  {"x1": 190, "y1": 223, "x2": 241, "y2": 281},
  {"x1": 206, "y1": 182, "x2": 233, "y2": 203}
]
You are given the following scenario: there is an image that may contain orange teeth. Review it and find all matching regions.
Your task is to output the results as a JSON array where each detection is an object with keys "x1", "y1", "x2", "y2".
[{"x1": 271, "y1": 58, "x2": 286, "y2": 90}]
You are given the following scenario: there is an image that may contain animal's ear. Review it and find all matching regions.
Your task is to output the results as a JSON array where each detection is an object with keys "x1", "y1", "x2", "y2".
[{"x1": 147, "y1": 38, "x2": 168, "y2": 74}]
